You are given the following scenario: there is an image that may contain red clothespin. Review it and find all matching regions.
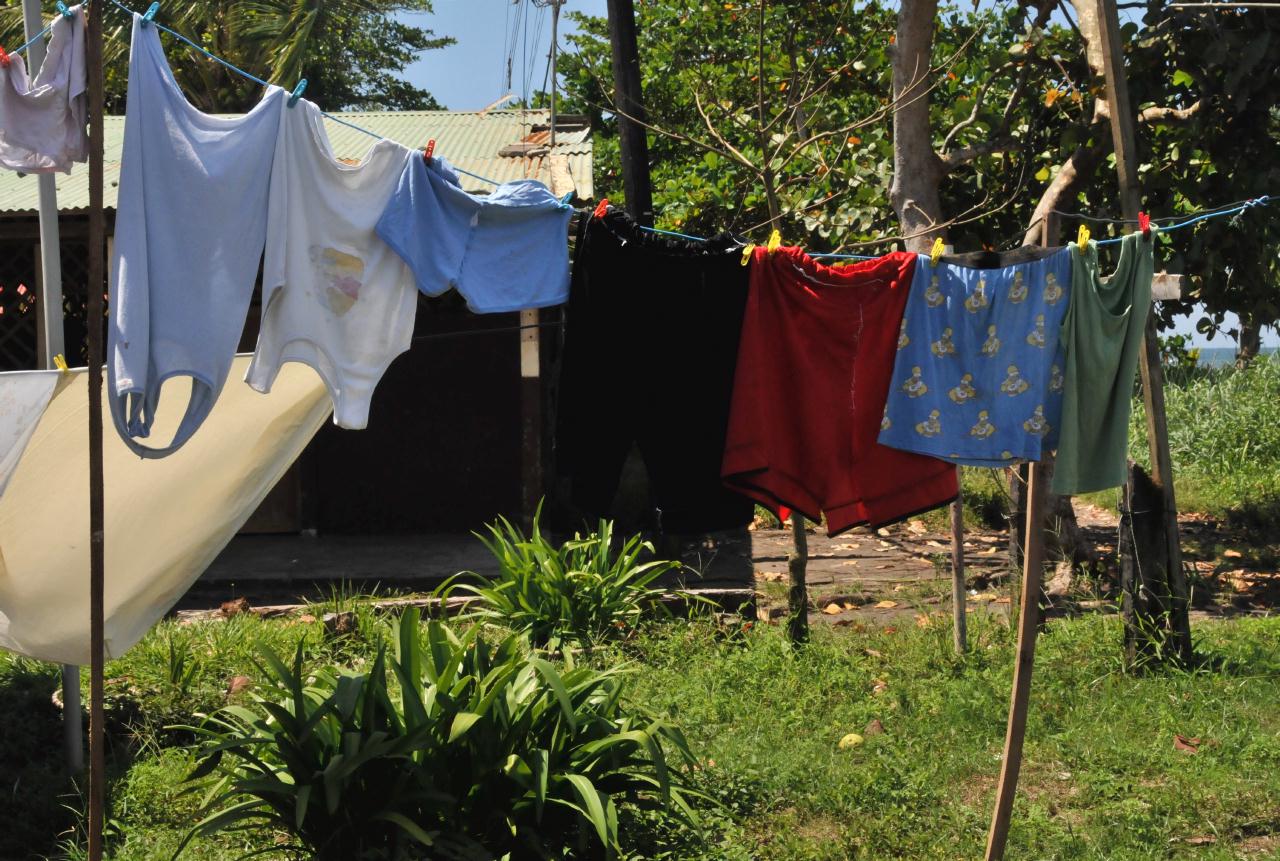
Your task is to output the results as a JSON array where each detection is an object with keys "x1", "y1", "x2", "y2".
[
  {"x1": 423, "y1": 139, "x2": 435, "y2": 162},
  {"x1": 1137, "y1": 211, "x2": 1151, "y2": 240},
  {"x1": 592, "y1": 198, "x2": 610, "y2": 220},
  {"x1": 0, "y1": 47, "x2": 10, "y2": 69}
]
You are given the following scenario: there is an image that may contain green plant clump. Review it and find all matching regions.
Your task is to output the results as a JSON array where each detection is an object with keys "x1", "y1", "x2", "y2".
[
  {"x1": 444, "y1": 511, "x2": 679, "y2": 650},
  {"x1": 176, "y1": 610, "x2": 697, "y2": 860}
]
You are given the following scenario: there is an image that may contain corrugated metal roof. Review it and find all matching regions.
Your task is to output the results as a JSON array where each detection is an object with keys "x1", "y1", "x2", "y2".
[{"x1": 0, "y1": 109, "x2": 592, "y2": 216}]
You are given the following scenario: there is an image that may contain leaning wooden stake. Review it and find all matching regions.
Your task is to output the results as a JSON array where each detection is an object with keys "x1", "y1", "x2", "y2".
[
  {"x1": 85, "y1": 0, "x2": 107, "y2": 856},
  {"x1": 787, "y1": 512, "x2": 809, "y2": 644},
  {"x1": 1093, "y1": 0, "x2": 1191, "y2": 664},
  {"x1": 950, "y1": 474, "x2": 967, "y2": 654},
  {"x1": 984, "y1": 461, "x2": 1047, "y2": 859}
]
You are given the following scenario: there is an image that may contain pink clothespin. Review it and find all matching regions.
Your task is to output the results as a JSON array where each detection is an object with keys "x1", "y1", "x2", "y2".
[
  {"x1": 423, "y1": 139, "x2": 435, "y2": 162},
  {"x1": 1138, "y1": 211, "x2": 1151, "y2": 240}
]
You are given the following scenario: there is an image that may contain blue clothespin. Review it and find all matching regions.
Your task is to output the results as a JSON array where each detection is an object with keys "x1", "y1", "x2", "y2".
[
  {"x1": 141, "y1": 2, "x2": 159, "y2": 27},
  {"x1": 560, "y1": 192, "x2": 573, "y2": 209},
  {"x1": 56, "y1": 2, "x2": 75, "y2": 19},
  {"x1": 288, "y1": 78, "x2": 307, "y2": 108}
]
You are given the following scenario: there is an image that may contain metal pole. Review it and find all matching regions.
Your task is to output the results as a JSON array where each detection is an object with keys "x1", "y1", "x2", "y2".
[
  {"x1": 21, "y1": 0, "x2": 80, "y2": 777},
  {"x1": 548, "y1": 0, "x2": 560, "y2": 148},
  {"x1": 84, "y1": 0, "x2": 107, "y2": 853}
]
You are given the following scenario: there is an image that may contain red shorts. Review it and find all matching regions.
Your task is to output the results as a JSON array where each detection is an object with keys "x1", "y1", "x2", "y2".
[{"x1": 722, "y1": 247, "x2": 958, "y2": 535}]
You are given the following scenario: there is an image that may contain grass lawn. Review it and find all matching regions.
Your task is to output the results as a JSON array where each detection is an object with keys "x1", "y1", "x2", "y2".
[{"x1": 4, "y1": 609, "x2": 1278, "y2": 860}]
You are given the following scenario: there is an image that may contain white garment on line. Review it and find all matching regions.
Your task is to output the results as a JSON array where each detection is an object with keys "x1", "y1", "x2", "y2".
[
  {"x1": 0, "y1": 4, "x2": 87, "y2": 173},
  {"x1": 0, "y1": 356, "x2": 332, "y2": 666},
  {"x1": 109, "y1": 13, "x2": 286, "y2": 458},
  {"x1": 246, "y1": 99, "x2": 417, "y2": 429},
  {"x1": 0, "y1": 369, "x2": 60, "y2": 496}
]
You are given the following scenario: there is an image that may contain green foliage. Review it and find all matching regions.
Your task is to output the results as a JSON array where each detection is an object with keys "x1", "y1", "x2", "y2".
[
  {"x1": 1158, "y1": 333, "x2": 1202, "y2": 376},
  {"x1": 176, "y1": 610, "x2": 698, "y2": 860},
  {"x1": 1130, "y1": 355, "x2": 1280, "y2": 520},
  {"x1": 0, "y1": 0, "x2": 452, "y2": 113},
  {"x1": 444, "y1": 511, "x2": 679, "y2": 651}
]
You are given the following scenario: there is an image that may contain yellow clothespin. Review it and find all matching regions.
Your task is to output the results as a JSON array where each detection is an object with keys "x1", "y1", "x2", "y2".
[
  {"x1": 740, "y1": 243, "x2": 757, "y2": 266},
  {"x1": 53, "y1": 354, "x2": 70, "y2": 376},
  {"x1": 766, "y1": 229, "x2": 782, "y2": 253},
  {"x1": 1077, "y1": 224, "x2": 1090, "y2": 251},
  {"x1": 930, "y1": 237, "x2": 945, "y2": 266}
]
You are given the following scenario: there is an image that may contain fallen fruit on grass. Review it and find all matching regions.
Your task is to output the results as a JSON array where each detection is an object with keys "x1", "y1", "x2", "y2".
[{"x1": 838, "y1": 733, "x2": 864, "y2": 749}]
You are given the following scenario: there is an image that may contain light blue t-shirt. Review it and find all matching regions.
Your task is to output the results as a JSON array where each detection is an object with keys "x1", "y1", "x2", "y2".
[
  {"x1": 108, "y1": 15, "x2": 285, "y2": 458},
  {"x1": 375, "y1": 155, "x2": 571, "y2": 313},
  {"x1": 877, "y1": 248, "x2": 1071, "y2": 467}
]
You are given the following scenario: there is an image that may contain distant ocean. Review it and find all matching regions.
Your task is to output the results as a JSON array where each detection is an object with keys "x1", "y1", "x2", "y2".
[{"x1": 1197, "y1": 346, "x2": 1278, "y2": 367}]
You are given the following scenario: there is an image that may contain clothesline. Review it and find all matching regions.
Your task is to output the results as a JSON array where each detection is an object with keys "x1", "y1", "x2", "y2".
[
  {"x1": 99, "y1": 0, "x2": 504, "y2": 188},
  {"x1": 639, "y1": 194, "x2": 1272, "y2": 257}
]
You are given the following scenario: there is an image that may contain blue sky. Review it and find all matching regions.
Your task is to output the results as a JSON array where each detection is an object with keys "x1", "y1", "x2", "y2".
[{"x1": 401, "y1": 1, "x2": 1269, "y2": 349}]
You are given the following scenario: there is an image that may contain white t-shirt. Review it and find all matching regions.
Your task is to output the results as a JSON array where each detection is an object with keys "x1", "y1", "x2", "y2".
[
  {"x1": 246, "y1": 98, "x2": 417, "y2": 430},
  {"x1": 0, "y1": 5, "x2": 87, "y2": 173}
]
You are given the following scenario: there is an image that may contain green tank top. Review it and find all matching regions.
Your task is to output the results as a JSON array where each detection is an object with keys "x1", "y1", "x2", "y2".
[{"x1": 1051, "y1": 231, "x2": 1154, "y2": 495}]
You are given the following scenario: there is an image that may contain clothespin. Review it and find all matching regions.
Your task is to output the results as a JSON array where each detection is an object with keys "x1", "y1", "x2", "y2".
[
  {"x1": 53, "y1": 354, "x2": 70, "y2": 376},
  {"x1": 559, "y1": 192, "x2": 573, "y2": 209},
  {"x1": 423, "y1": 139, "x2": 435, "y2": 162},
  {"x1": 288, "y1": 79, "x2": 307, "y2": 107},
  {"x1": 592, "y1": 198, "x2": 609, "y2": 220},
  {"x1": 141, "y1": 2, "x2": 159, "y2": 27},
  {"x1": 1076, "y1": 224, "x2": 1090, "y2": 251},
  {"x1": 0, "y1": 48, "x2": 9, "y2": 69},
  {"x1": 930, "y1": 236, "x2": 945, "y2": 266},
  {"x1": 1137, "y1": 211, "x2": 1151, "y2": 240},
  {"x1": 766, "y1": 229, "x2": 782, "y2": 253},
  {"x1": 56, "y1": 2, "x2": 74, "y2": 19},
  {"x1": 740, "y1": 243, "x2": 757, "y2": 266}
]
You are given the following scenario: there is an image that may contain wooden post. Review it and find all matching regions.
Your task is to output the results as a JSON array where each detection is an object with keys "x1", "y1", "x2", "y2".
[
  {"x1": 984, "y1": 462, "x2": 1047, "y2": 860},
  {"x1": 85, "y1": 0, "x2": 107, "y2": 856},
  {"x1": 519, "y1": 308, "x2": 542, "y2": 528},
  {"x1": 604, "y1": 0, "x2": 653, "y2": 226},
  {"x1": 949, "y1": 473, "x2": 967, "y2": 655},
  {"x1": 786, "y1": 512, "x2": 809, "y2": 644},
  {"x1": 1094, "y1": 0, "x2": 1192, "y2": 664}
]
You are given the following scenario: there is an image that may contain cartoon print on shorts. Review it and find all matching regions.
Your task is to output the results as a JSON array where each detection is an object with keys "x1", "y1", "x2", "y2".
[
  {"x1": 881, "y1": 413, "x2": 892, "y2": 432},
  {"x1": 1043, "y1": 271, "x2": 1064, "y2": 304},
  {"x1": 948, "y1": 373, "x2": 976, "y2": 404},
  {"x1": 1026, "y1": 313, "x2": 1047, "y2": 348},
  {"x1": 1008, "y1": 270, "x2": 1028, "y2": 303},
  {"x1": 1000, "y1": 364, "x2": 1030, "y2": 396},
  {"x1": 311, "y1": 246, "x2": 364, "y2": 315},
  {"x1": 969, "y1": 410, "x2": 996, "y2": 439},
  {"x1": 1050, "y1": 363, "x2": 1064, "y2": 393},
  {"x1": 981, "y1": 324, "x2": 1001, "y2": 357},
  {"x1": 964, "y1": 278, "x2": 989, "y2": 313},
  {"x1": 1023, "y1": 404, "x2": 1051, "y2": 437},
  {"x1": 897, "y1": 317, "x2": 910, "y2": 350},
  {"x1": 930, "y1": 327, "x2": 956, "y2": 358},
  {"x1": 915, "y1": 409, "x2": 942, "y2": 437},
  {"x1": 902, "y1": 366, "x2": 929, "y2": 398},
  {"x1": 924, "y1": 275, "x2": 945, "y2": 307}
]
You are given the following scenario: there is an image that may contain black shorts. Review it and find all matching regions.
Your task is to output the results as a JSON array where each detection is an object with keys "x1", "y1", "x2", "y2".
[{"x1": 554, "y1": 208, "x2": 754, "y2": 533}]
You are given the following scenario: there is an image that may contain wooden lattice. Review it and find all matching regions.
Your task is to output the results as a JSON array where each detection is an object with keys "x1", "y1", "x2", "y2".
[{"x1": 0, "y1": 237, "x2": 103, "y2": 370}]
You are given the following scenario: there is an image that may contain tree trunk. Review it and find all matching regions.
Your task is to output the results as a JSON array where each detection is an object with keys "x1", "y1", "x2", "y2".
[
  {"x1": 787, "y1": 512, "x2": 809, "y2": 644},
  {"x1": 890, "y1": 0, "x2": 945, "y2": 252},
  {"x1": 1118, "y1": 462, "x2": 1190, "y2": 668},
  {"x1": 1237, "y1": 317, "x2": 1262, "y2": 368}
]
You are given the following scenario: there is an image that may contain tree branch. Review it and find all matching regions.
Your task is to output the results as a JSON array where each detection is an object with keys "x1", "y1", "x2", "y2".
[{"x1": 1138, "y1": 99, "x2": 1204, "y2": 124}]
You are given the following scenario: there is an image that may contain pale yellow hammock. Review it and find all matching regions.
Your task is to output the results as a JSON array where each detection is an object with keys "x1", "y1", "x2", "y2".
[{"x1": 0, "y1": 356, "x2": 331, "y2": 665}]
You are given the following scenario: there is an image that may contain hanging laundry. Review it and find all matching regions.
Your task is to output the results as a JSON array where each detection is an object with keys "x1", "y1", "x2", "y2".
[
  {"x1": 375, "y1": 155, "x2": 570, "y2": 313},
  {"x1": 0, "y1": 369, "x2": 61, "y2": 497},
  {"x1": 722, "y1": 247, "x2": 957, "y2": 535},
  {"x1": 109, "y1": 13, "x2": 286, "y2": 458},
  {"x1": 246, "y1": 99, "x2": 416, "y2": 430},
  {"x1": 0, "y1": 5, "x2": 86, "y2": 173},
  {"x1": 1051, "y1": 231, "x2": 1154, "y2": 494},
  {"x1": 878, "y1": 247, "x2": 1071, "y2": 467},
  {"x1": 0, "y1": 356, "x2": 331, "y2": 665},
  {"x1": 555, "y1": 207, "x2": 754, "y2": 533}
]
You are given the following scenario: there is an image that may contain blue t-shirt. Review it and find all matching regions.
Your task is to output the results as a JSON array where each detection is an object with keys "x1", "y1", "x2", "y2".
[
  {"x1": 877, "y1": 249, "x2": 1071, "y2": 467},
  {"x1": 375, "y1": 155, "x2": 571, "y2": 313}
]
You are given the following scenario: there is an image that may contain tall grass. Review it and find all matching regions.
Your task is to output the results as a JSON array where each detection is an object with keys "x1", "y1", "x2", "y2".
[{"x1": 1129, "y1": 355, "x2": 1280, "y2": 519}]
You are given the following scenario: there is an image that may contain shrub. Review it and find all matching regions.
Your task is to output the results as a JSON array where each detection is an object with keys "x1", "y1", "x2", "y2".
[
  {"x1": 177, "y1": 610, "x2": 698, "y2": 860},
  {"x1": 444, "y1": 509, "x2": 679, "y2": 651}
]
